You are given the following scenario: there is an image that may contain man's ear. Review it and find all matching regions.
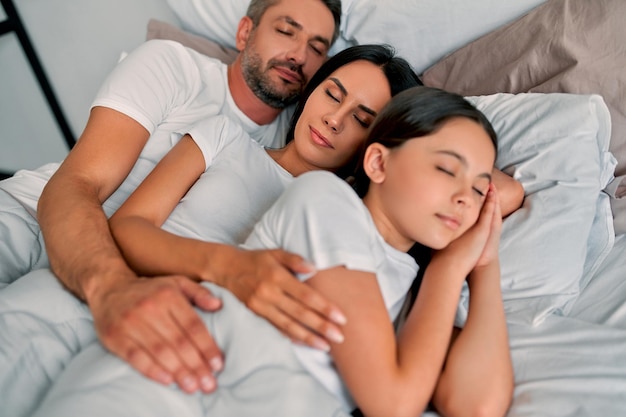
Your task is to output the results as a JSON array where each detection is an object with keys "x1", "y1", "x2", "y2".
[
  {"x1": 363, "y1": 143, "x2": 389, "y2": 184},
  {"x1": 235, "y1": 16, "x2": 254, "y2": 52}
]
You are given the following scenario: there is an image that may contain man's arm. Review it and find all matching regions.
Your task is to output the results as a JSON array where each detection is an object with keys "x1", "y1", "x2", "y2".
[
  {"x1": 39, "y1": 107, "x2": 147, "y2": 300},
  {"x1": 38, "y1": 107, "x2": 224, "y2": 393}
]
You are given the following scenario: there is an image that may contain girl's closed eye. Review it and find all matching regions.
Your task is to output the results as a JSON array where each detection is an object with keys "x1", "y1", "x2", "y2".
[{"x1": 473, "y1": 187, "x2": 486, "y2": 197}]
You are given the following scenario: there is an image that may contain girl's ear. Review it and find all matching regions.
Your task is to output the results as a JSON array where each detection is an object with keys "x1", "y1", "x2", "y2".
[
  {"x1": 363, "y1": 143, "x2": 389, "y2": 184},
  {"x1": 235, "y1": 16, "x2": 254, "y2": 52}
]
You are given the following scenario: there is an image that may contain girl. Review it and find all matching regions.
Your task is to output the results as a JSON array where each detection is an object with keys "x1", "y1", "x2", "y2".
[{"x1": 32, "y1": 86, "x2": 512, "y2": 417}]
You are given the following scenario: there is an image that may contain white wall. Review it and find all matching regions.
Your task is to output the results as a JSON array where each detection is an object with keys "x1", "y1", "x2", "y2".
[{"x1": 0, "y1": 0, "x2": 180, "y2": 172}]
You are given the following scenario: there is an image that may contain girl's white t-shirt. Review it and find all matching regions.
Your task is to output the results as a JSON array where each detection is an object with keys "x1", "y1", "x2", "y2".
[{"x1": 243, "y1": 171, "x2": 419, "y2": 410}]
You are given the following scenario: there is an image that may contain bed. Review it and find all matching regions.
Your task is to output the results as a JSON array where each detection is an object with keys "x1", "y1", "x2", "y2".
[
  {"x1": 153, "y1": 0, "x2": 626, "y2": 415},
  {"x1": 3, "y1": 0, "x2": 626, "y2": 415}
]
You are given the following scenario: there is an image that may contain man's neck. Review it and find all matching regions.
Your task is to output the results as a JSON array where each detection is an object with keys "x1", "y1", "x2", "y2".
[{"x1": 227, "y1": 58, "x2": 283, "y2": 126}]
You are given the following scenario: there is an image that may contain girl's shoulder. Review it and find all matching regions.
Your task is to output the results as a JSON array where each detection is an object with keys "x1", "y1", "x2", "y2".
[{"x1": 286, "y1": 171, "x2": 357, "y2": 204}]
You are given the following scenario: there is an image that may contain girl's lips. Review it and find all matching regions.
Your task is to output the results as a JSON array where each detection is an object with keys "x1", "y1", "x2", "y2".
[
  {"x1": 437, "y1": 214, "x2": 461, "y2": 230},
  {"x1": 310, "y1": 126, "x2": 334, "y2": 149}
]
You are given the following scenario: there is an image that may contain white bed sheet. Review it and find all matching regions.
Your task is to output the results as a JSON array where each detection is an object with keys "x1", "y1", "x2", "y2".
[
  {"x1": 568, "y1": 233, "x2": 626, "y2": 328},
  {"x1": 504, "y1": 233, "x2": 626, "y2": 417}
]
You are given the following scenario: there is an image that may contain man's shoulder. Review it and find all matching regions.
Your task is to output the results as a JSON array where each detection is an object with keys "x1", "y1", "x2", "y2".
[{"x1": 136, "y1": 39, "x2": 227, "y2": 69}]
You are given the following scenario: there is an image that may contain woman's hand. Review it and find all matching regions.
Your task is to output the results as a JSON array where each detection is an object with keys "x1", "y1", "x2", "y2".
[{"x1": 216, "y1": 248, "x2": 347, "y2": 351}]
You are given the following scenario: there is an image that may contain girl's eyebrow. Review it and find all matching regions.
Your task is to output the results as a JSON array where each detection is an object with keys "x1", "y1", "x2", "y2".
[
  {"x1": 436, "y1": 150, "x2": 492, "y2": 181},
  {"x1": 328, "y1": 77, "x2": 378, "y2": 117}
]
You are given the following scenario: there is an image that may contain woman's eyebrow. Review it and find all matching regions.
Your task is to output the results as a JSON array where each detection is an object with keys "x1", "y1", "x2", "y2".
[
  {"x1": 436, "y1": 150, "x2": 492, "y2": 181},
  {"x1": 328, "y1": 77, "x2": 378, "y2": 117}
]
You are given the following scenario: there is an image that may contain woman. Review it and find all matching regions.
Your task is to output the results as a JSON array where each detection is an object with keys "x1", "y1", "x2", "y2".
[{"x1": 32, "y1": 86, "x2": 512, "y2": 417}]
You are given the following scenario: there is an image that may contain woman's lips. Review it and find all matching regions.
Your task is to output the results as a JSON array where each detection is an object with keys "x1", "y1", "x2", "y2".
[{"x1": 310, "y1": 126, "x2": 334, "y2": 149}]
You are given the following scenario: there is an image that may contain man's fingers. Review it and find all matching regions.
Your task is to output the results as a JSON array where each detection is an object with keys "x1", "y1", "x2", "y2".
[
  {"x1": 144, "y1": 286, "x2": 222, "y2": 392},
  {"x1": 95, "y1": 277, "x2": 223, "y2": 394},
  {"x1": 168, "y1": 298, "x2": 224, "y2": 374},
  {"x1": 117, "y1": 341, "x2": 173, "y2": 386}
]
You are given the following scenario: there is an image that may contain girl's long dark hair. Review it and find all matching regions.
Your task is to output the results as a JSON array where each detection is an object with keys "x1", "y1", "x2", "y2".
[{"x1": 353, "y1": 86, "x2": 498, "y2": 318}]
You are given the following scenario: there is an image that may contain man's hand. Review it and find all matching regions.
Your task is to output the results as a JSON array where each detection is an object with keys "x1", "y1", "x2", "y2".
[
  {"x1": 89, "y1": 276, "x2": 223, "y2": 393},
  {"x1": 218, "y1": 248, "x2": 347, "y2": 351}
]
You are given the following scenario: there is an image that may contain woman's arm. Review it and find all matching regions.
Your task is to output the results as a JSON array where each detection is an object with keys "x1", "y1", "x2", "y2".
[
  {"x1": 110, "y1": 135, "x2": 347, "y2": 353},
  {"x1": 109, "y1": 134, "x2": 214, "y2": 278},
  {"x1": 492, "y1": 169, "x2": 524, "y2": 217}
]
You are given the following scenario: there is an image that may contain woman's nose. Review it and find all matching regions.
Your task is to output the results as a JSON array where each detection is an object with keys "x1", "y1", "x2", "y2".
[{"x1": 323, "y1": 113, "x2": 343, "y2": 133}]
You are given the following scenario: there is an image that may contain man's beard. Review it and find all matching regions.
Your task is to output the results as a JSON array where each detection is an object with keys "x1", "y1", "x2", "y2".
[{"x1": 241, "y1": 50, "x2": 304, "y2": 110}]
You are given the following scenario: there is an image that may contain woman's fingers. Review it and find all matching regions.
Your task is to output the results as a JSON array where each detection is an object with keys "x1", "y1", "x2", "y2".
[{"x1": 227, "y1": 249, "x2": 346, "y2": 349}]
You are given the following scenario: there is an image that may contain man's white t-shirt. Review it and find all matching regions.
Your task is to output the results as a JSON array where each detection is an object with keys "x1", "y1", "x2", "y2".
[
  {"x1": 0, "y1": 39, "x2": 293, "y2": 217},
  {"x1": 243, "y1": 171, "x2": 419, "y2": 410}
]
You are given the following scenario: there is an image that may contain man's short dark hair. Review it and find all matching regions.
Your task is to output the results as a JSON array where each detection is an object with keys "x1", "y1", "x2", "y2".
[{"x1": 246, "y1": 0, "x2": 342, "y2": 45}]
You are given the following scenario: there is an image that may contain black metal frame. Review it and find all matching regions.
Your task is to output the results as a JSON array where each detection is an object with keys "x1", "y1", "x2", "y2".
[{"x1": 0, "y1": 0, "x2": 75, "y2": 178}]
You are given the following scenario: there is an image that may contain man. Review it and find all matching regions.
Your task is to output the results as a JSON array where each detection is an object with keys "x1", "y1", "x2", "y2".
[{"x1": 0, "y1": 0, "x2": 344, "y2": 399}]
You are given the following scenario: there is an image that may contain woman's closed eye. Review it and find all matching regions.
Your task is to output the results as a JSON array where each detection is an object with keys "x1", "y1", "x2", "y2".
[
  {"x1": 436, "y1": 166, "x2": 455, "y2": 176},
  {"x1": 325, "y1": 88, "x2": 340, "y2": 103},
  {"x1": 353, "y1": 114, "x2": 370, "y2": 128}
]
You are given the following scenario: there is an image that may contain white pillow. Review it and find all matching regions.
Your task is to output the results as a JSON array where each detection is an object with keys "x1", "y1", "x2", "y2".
[
  {"x1": 165, "y1": 0, "x2": 548, "y2": 72},
  {"x1": 457, "y1": 93, "x2": 615, "y2": 326}
]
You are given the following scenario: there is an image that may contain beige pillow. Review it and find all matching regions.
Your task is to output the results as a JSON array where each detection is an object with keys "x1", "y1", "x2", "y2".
[
  {"x1": 422, "y1": 0, "x2": 626, "y2": 233},
  {"x1": 146, "y1": 19, "x2": 239, "y2": 65}
]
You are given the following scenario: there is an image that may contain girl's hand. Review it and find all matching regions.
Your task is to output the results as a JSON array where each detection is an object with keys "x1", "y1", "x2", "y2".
[
  {"x1": 434, "y1": 184, "x2": 502, "y2": 274},
  {"x1": 474, "y1": 184, "x2": 502, "y2": 268}
]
